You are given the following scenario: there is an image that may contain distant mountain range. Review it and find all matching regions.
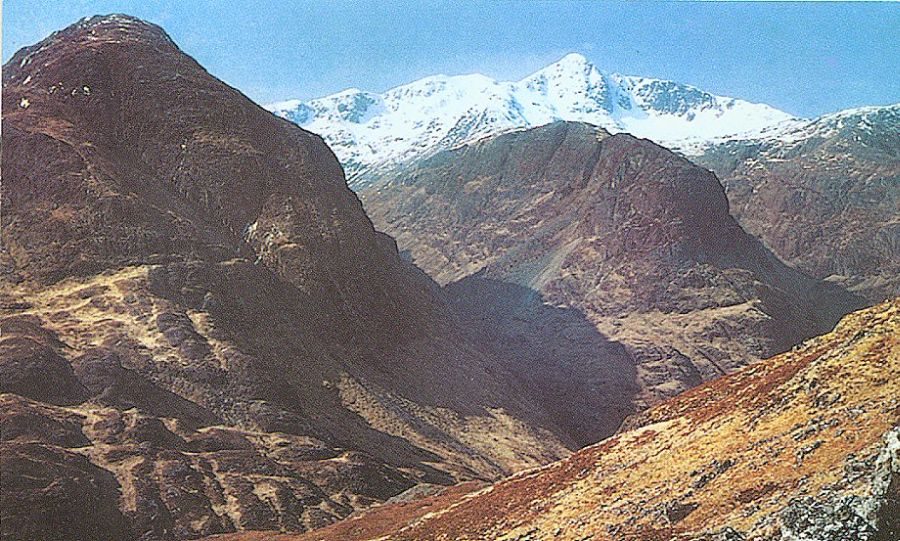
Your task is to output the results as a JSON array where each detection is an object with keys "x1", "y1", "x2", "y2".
[
  {"x1": 272, "y1": 55, "x2": 899, "y2": 302},
  {"x1": 266, "y1": 53, "x2": 795, "y2": 183}
]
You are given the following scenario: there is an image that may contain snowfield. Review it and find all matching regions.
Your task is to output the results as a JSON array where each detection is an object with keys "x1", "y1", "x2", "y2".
[{"x1": 267, "y1": 53, "x2": 798, "y2": 185}]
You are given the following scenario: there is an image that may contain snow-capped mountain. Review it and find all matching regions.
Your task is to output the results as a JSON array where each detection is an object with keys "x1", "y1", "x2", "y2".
[
  {"x1": 727, "y1": 103, "x2": 899, "y2": 146},
  {"x1": 267, "y1": 53, "x2": 796, "y2": 184}
]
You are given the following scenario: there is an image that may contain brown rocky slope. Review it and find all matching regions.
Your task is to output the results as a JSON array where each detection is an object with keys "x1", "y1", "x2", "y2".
[
  {"x1": 361, "y1": 121, "x2": 864, "y2": 444},
  {"x1": 1, "y1": 15, "x2": 571, "y2": 541},
  {"x1": 212, "y1": 299, "x2": 900, "y2": 541},
  {"x1": 694, "y1": 104, "x2": 899, "y2": 302}
]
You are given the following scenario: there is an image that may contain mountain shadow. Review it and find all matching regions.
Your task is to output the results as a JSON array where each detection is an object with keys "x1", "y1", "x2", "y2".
[{"x1": 446, "y1": 272, "x2": 638, "y2": 447}]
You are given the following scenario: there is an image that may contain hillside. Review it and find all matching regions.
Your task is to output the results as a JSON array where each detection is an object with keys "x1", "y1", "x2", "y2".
[
  {"x1": 361, "y1": 121, "x2": 863, "y2": 444},
  {"x1": 0, "y1": 15, "x2": 571, "y2": 540},
  {"x1": 212, "y1": 299, "x2": 900, "y2": 541},
  {"x1": 694, "y1": 104, "x2": 900, "y2": 302}
]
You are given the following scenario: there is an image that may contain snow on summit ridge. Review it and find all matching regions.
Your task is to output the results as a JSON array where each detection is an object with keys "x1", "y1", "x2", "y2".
[{"x1": 267, "y1": 53, "x2": 796, "y2": 185}]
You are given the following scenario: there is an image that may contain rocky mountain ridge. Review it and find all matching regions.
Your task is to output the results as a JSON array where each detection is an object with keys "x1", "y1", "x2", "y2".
[{"x1": 693, "y1": 103, "x2": 899, "y2": 302}]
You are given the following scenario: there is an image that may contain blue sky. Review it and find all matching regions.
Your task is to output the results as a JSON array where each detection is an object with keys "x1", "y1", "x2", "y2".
[{"x1": 3, "y1": 1, "x2": 898, "y2": 117}]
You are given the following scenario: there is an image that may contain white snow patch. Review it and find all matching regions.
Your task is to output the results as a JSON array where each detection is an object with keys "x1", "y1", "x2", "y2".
[{"x1": 266, "y1": 53, "x2": 804, "y2": 184}]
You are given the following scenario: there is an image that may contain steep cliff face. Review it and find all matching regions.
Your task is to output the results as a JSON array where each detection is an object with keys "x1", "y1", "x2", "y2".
[
  {"x1": 218, "y1": 300, "x2": 899, "y2": 541},
  {"x1": 1, "y1": 15, "x2": 569, "y2": 540},
  {"x1": 694, "y1": 105, "x2": 900, "y2": 302},
  {"x1": 362, "y1": 122, "x2": 863, "y2": 443}
]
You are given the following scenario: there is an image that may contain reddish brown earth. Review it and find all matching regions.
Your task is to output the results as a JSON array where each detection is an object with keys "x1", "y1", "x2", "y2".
[
  {"x1": 361, "y1": 122, "x2": 864, "y2": 444},
  {"x1": 1, "y1": 15, "x2": 570, "y2": 540},
  {"x1": 695, "y1": 105, "x2": 899, "y2": 302},
  {"x1": 210, "y1": 299, "x2": 900, "y2": 541}
]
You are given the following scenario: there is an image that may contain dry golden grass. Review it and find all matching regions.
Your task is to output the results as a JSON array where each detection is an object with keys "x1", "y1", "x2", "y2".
[{"x1": 210, "y1": 299, "x2": 898, "y2": 541}]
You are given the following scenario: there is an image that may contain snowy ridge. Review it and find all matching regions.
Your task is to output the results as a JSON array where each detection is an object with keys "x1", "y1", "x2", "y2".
[
  {"x1": 740, "y1": 103, "x2": 900, "y2": 145},
  {"x1": 267, "y1": 53, "x2": 797, "y2": 184}
]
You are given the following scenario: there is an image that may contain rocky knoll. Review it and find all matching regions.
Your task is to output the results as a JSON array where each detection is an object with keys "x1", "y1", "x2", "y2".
[
  {"x1": 1, "y1": 15, "x2": 569, "y2": 541},
  {"x1": 694, "y1": 105, "x2": 900, "y2": 302},
  {"x1": 361, "y1": 121, "x2": 863, "y2": 443},
  {"x1": 213, "y1": 299, "x2": 900, "y2": 541}
]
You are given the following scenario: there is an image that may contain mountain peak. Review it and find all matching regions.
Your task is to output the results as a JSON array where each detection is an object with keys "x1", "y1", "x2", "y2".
[
  {"x1": 51, "y1": 13, "x2": 171, "y2": 45},
  {"x1": 74, "y1": 13, "x2": 162, "y2": 30},
  {"x1": 2, "y1": 14, "x2": 575, "y2": 538},
  {"x1": 267, "y1": 54, "x2": 796, "y2": 184},
  {"x1": 553, "y1": 52, "x2": 592, "y2": 69},
  {"x1": 4, "y1": 13, "x2": 175, "y2": 83},
  {"x1": 525, "y1": 52, "x2": 600, "y2": 82}
]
